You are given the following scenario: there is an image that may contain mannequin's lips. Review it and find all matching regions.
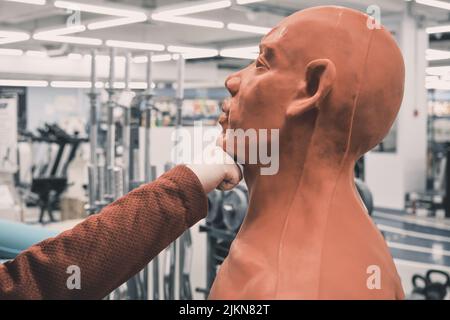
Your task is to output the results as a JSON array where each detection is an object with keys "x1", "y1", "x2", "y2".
[
  {"x1": 222, "y1": 98, "x2": 231, "y2": 113},
  {"x1": 219, "y1": 99, "x2": 232, "y2": 132},
  {"x1": 218, "y1": 112, "x2": 229, "y2": 132}
]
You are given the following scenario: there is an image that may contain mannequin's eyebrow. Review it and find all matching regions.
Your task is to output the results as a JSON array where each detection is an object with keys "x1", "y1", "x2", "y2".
[{"x1": 262, "y1": 26, "x2": 278, "y2": 41}]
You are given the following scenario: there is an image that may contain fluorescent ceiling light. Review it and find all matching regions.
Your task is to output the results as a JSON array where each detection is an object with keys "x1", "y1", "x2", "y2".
[
  {"x1": 0, "y1": 30, "x2": 30, "y2": 45},
  {"x1": 152, "y1": 15, "x2": 224, "y2": 28},
  {"x1": 35, "y1": 25, "x2": 86, "y2": 36},
  {"x1": 54, "y1": 1, "x2": 147, "y2": 31},
  {"x1": 152, "y1": 54, "x2": 173, "y2": 62},
  {"x1": 172, "y1": 52, "x2": 218, "y2": 60},
  {"x1": 227, "y1": 23, "x2": 271, "y2": 34},
  {"x1": 26, "y1": 50, "x2": 47, "y2": 58},
  {"x1": 80, "y1": 55, "x2": 127, "y2": 66},
  {"x1": 151, "y1": 1, "x2": 229, "y2": 29},
  {"x1": 425, "y1": 80, "x2": 450, "y2": 90},
  {"x1": 105, "y1": 81, "x2": 154, "y2": 89},
  {"x1": 133, "y1": 54, "x2": 173, "y2": 63},
  {"x1": 236, "y1": 0, "x2": 266, "y2": 4},
  {"x1": 133, "y1": 56, "x2": 147, "y2": 63},
  {"x1": 153, "y1": 1, "x2": 231, "y2": 16},
  {"x1": 4, "y1": 0, "x2": 46, "y2": 5},
  {"x1": 168, "y1": 45, "x2": 218, "y2": 54},
  {"x1": 51, "y1": 81, "x2": 92, "y2": 88},
  {"x1": 220, "y1": 46, "x2": 259, "y2": 60},
  {"x1": 33, "y1": 33, "x2": 102, "y2": 46},
  {"x1": 182, "y1": 52, "x2": 218, "y2": 59},
  {"x1": 106, "y1": 40, "x2": 165, "y2": 51},
  {"x1": 426, "y1": 66, "x2": 450, "y2": 75},
  {"x1": 416, "y1": 0, "x2": 450, "y2": 10},
  {"x1": 114, "y1": 82, "x2": 126, "y2": 89},
  {"x1": 0, "y1": 48, "x2": 24, "y2": 56},
  {"x1": 427, "y1": 25, "x2": 450, "y2": 34},
  {"x1": 169, "y1": 45, "x2": 219, "y2": 59},
  {"x1": 54, "y1": 1, "x2": 145, "y2": 17},
  {"x1": 184, "y1": 81, "x2": 223, "y2": 89},
  {"x1": 426, "y1": 75, "x2": 440, "y2": 82},
  {"x1": 93, "y1": 55, "x2": 126, "y2": 63},
  {"x1": 33, "y1": 25, "x2": 102, "y2": 46},
  {"x1": 44, "y1": 35, "x2": 102, "y2": 45},
  {"x1": 88, "y1": 17, "x2": 146, "y2": 30},
  {"x1": 51, "y1": 81, "x2": 116, "y2": 89},
  {"x1": 67, "y1": 53, "x2": 83, "y2": 60},
  {"x1": 0, "y1": 79, "x2": 48, "y2": 87},
  {"x1": 129, "y1": 82, "x2": 148, "y2": 89},
  {"x1": 426, "y1": 49, "x2": 450, "y2": 61},
  {"x1": 104, "y1": 82, "x2": 128, "y2": 89},
  {"x1": 220, "y1": 51, "x2": 258, "y2": 59}
]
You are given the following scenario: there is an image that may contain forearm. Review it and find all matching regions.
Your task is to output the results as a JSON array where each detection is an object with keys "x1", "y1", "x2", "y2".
[{"x1": 0, "y1": 165, "x2": 207, "y2": 300}]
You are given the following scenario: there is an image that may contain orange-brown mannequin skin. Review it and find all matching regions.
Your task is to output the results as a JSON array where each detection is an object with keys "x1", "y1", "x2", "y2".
[{"x1": 210, "y1": 6, "x2": 405, "y2": 300}]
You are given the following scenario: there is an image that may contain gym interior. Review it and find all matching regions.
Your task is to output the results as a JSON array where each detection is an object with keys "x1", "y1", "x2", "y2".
[{"x1": 0, "y1": 0, "x2": 450, "y2": 301}]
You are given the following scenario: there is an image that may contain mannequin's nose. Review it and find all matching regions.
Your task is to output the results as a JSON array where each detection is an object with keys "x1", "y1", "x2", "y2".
[{"x1": 225, "y1": 74, "x2": 241, "y2": 97}]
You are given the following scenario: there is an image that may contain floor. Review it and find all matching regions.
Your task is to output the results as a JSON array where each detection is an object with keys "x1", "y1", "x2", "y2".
[{"x1": 373, "y1": 209, "x2": 450, "y2": 298}]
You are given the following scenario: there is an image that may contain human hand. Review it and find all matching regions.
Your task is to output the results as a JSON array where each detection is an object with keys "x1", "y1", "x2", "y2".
[{"x1": 186, "y1": 138, "x2": 242, "y2": 194}]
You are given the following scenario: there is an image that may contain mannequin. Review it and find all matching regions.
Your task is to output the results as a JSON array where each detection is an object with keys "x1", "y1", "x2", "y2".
[{"x1": 210, "y1": 6, "x2": 405, "y2": 299}]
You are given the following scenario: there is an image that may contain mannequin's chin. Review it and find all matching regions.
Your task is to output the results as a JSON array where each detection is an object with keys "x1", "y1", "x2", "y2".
[
  {"x1": 223, "y1": 138, "x2": 249, "y2": 165},
  {"x1": 218, "y1": 119, "x2": 247, "y2": 164}
]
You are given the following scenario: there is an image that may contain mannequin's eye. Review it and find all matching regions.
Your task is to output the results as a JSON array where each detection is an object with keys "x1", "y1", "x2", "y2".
[{"x1": 256, "y1": 56, "x2": 268, "y2": 69}]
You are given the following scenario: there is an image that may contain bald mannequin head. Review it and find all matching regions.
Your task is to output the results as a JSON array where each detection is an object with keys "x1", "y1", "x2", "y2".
[
  {"x1": 221, "y1": 6, "x2": 404, "y2": 165},
  {"x1": 211, "y1": 6, "x2": 405, "y2": 300}
]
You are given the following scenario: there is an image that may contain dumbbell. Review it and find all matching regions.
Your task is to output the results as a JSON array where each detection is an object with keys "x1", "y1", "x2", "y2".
[
  {"x1": 206, "y1": 189, "x2": 223, "y2": 227},
  {"x1": 221, "y1": 184, "x2": 248, "y2": 232}
]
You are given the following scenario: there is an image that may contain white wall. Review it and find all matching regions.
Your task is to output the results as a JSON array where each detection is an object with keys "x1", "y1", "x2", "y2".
[
  {"x1": 27, "y1": 87, "x2": 89, "y2": 133},
  {"x1": 397, "y1": 7, "x2": 428, "y2": 195},
  {"x1": 366, "y1": 152, "x2": 404, "y2": 209}
]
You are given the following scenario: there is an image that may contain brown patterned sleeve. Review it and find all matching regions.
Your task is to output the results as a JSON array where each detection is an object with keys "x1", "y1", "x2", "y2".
[{"x1": 0, "y1": 165, "x2": 207, "y2": 300}]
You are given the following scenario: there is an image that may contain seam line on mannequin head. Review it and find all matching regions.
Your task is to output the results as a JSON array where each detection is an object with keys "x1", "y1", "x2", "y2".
[
  {"x1": 273, "y1": 9, "x2": 376, "y2": 299},
  {"x1": 343, "y1": 28, "x2": 375, "y2": 162},
  {"x1": 315, "y1": 22, "x2": 375, "y2": 299},
  {"x1": 335, "y1": 8, "x2": 344, "y2": 28}
]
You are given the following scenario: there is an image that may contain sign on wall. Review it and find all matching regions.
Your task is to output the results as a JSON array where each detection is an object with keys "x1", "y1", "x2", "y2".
[{"x1": 0, "y1": 96, "x2": 18, "y2": 173}]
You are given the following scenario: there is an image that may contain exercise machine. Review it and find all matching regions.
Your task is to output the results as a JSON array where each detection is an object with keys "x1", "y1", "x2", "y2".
[{"x1": 21, "y1": 124, "x2": 87, "y2": 223}]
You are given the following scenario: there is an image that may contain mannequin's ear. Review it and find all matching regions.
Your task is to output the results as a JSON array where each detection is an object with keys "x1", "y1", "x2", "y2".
[{"x1": 286, "y1": 59, "x2": 336, "y2": 117}]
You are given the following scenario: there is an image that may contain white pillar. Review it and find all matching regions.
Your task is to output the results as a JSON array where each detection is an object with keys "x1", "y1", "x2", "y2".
[
  {"x1": 365, "y1": 5, "x2": 428, "y2": 210},
  {"x1": 398, "y1": 7, "x2": 428, "y2": 195}
]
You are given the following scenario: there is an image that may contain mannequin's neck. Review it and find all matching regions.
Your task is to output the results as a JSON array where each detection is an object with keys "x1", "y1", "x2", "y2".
[{"x1": 243, "y1": 132, "x2": 356, "y2": 222}]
